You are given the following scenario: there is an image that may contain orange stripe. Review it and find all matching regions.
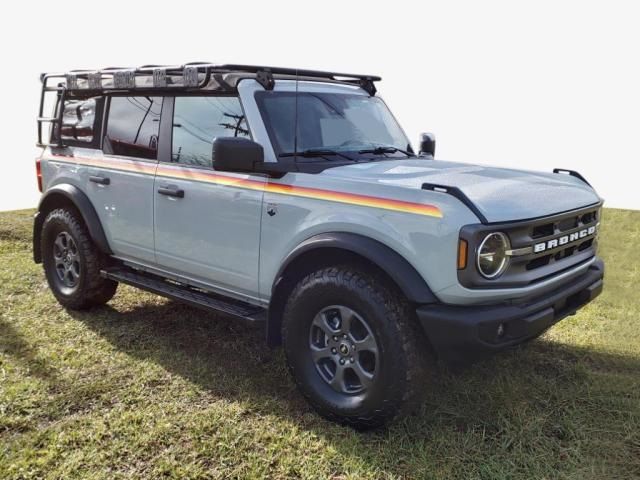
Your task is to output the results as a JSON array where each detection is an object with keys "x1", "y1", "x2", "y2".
[{"x1": 47, "y1": 154, "x2": 443, "y2": 218}]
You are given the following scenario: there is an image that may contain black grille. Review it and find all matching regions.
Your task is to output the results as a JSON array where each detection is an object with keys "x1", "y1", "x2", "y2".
[
  {"x1": 458, "y1": 204, "x2": 601, "y2": 289},
  {"x1": 578, "y1": 238, "x2": 594, "y2": 251},
  {"x1": 531, "y1": 210, "x2": 596, "y2": 239},
  {"x1": 558, "y1": 216, "x2": 579, "y2": 232},
  {"x1": 525, "y1": 209, "x2": 598, "y2": 271},
  {"x1": 581, "y1": 211, "x2": 597, "y2": 224},
  {"x1": 526, "y1": 254, "x2": 551, "y2": 270},
  {"x1": 532, "y1": 223, "x2": 554, "y2": 239}
]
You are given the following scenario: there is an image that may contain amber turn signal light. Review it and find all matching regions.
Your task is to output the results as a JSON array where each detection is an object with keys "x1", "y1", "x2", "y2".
[{"x1": 457, "y1": 239, "x2": 468, "y2": 270}]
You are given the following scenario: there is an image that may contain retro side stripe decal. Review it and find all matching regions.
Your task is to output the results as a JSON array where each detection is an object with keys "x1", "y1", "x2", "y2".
[
  {"x1": 49, "y1": 153, "x2": 158, "y2": 175},
  {"x1": 265, "y1": 183, "x2": 443, "y2": 217},
  {"x1": 47, "y1": 154, "x2": 443, "y2": 218}
]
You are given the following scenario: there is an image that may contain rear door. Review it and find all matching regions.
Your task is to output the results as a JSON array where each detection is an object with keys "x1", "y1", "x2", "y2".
[
  {"x1": 84, "y1": 95, "x2": 162, "y2": 263},
  {"x1": 153, "y1": 95, "x2": 265, "y2": 301}
]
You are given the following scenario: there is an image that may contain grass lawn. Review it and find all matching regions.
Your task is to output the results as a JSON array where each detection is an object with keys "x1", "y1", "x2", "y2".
[{"x1": 0, "y1": 208, "x2": 638, "y2": 479}]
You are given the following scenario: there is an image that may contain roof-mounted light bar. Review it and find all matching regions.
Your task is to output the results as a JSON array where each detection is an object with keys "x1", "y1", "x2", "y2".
[
  {"x1": 152, "y1": 69, "x2": 166, "y2": 88},
  {"x1": 113, "y1": 70, "x2": 136, "y2": 89}
]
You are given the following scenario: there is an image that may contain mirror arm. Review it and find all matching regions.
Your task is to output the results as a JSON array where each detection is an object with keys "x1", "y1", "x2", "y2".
[{"x1": 254, "y1": 160, "x2": 290, "y2": 178}]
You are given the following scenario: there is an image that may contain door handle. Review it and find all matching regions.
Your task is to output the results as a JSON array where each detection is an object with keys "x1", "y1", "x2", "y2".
[
  {"x1": 157, "y1": 186, "x2": 185, "y2": 198},
  {"x1": 89, "y1": 175, "x2": 110, "y2": 185}
]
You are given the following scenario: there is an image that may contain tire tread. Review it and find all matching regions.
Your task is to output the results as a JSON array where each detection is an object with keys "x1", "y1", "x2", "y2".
[
  {"x1": 42, "y1": 208, "x2": 117, "y2": 310},
  {"x1": 283, "y1": 264, "x2": 432, "y2": 429}
]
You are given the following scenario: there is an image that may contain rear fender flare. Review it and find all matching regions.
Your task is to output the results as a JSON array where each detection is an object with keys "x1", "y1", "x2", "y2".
[{"x1": 33, "y1": 184, "x2": 111, "y2": 263}]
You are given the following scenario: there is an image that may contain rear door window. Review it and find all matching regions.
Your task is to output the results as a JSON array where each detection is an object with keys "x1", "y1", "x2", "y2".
[
  {"x1": 171, "y1": 96, "x2": 249, "y2": 168},
  {"x1": 104, "y1": 96, "x2": 162, "y2": 160}
]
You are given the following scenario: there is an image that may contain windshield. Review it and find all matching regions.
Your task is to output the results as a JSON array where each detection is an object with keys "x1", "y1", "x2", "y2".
[{"x1": 255, "y1": 91, "x2": 411, "y2": 156}]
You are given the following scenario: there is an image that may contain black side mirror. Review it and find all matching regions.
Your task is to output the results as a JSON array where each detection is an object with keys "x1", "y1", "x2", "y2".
[
  {"x1": 212, "y1": 137, "x2": 264, "y2": 173},
  {"x1": 419, "y1": 132, "x2": 436, "y2": 157}
]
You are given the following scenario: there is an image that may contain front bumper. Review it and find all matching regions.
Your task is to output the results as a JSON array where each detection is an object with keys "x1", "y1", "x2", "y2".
[{"x1": 417, "y1": 258, "x2": 604, "y2": 365}]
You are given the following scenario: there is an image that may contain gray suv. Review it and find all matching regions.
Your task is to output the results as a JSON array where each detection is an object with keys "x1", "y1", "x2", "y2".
[{"x1": 33, "y1": 63, "x2": 604, "y2": 429}]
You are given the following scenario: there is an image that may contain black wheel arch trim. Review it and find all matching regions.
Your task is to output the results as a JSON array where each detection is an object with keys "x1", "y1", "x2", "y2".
[
  {"x1": 33, "y1": 184, "x2": 112, "y2": 263},
  {"x1": 266, "y1": 232, "x2": 438, "y2": 346},
  {"x1": 274, "y1": 232, "x2": 437, "y2": 304}
]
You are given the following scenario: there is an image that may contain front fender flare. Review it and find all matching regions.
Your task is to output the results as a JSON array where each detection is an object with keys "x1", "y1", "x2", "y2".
[
  {"x1": 274, "y1": 232, "x2": 437, "y2": 304},
  {"x1": 266, "y1": 232, "x2": 438, "y2": 346}
]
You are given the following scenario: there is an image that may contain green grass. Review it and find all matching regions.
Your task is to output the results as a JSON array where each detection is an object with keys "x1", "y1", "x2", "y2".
[{"x1": 1, "y1": 208, "x2": 639, "y2": 479}]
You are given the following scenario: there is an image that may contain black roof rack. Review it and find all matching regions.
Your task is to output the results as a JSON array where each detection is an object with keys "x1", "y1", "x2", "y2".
[
  {"x1": 37, "y1": 63, "x2": 381, "y2": 147},
  {"x1": 40, "y1": 62, "x2": 380, "y2": 94}
]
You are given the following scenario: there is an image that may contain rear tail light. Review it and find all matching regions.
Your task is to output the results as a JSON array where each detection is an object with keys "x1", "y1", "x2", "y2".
[{"x1": 36, "y1": 157, "x2": 43, "y2": 192}]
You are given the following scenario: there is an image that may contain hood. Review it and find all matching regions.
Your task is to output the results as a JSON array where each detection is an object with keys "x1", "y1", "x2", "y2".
[{"x1": 322, "y1": 159, "x2": 601, "y2": 223}]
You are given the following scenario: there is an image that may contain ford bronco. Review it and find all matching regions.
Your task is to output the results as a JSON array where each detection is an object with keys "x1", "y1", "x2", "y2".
[{"x1": 34, "y1": 63, "x2": 604, "y2": 428}]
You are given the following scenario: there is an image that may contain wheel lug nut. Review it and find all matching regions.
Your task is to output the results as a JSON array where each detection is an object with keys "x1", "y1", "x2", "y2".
[
  {"x1": 350, "y1": 357, "x2": 354, "y2": 363},
  {"x1": 339, "y1": 359, "x2": 345, "y2": 365},
  {"x1": 333, "y1": 336, "x2": 338, "y2": 342},
  {"x1": 343, "y1": 334, "x2": 347, "y2": 339},
  {"x1": 331, "y1": 348, "x2": 337, "y2": 354}
]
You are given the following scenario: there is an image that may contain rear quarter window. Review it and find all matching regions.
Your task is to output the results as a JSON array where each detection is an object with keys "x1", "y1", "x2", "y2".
[{"x1": 54, "y1": 97, "x2": 103, "y2": 147}]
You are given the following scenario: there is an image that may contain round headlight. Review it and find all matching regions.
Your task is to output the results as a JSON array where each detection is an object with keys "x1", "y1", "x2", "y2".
[{"x1": 477, "y1": 232, "x2": 510, "y2": 279}]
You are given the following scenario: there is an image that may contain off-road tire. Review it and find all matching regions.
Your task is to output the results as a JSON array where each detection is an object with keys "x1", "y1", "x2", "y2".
[
  {"x1": 41, "y1": 208, "x2": 117, "y2": 309},
  {"x1": 282, "y1": 265, "x2": 433, "y2": 429}
]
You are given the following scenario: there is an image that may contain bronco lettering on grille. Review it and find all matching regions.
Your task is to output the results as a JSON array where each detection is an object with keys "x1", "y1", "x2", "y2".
[{"x1": 533, "y1": 225, "x2": 597, "y2": 253}]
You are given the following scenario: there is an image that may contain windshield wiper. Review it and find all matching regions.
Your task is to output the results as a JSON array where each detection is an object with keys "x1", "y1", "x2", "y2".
[
  {"x1": 279, "y1": 149, "x2": 353, "y2": 161},
  {"x1": 358, "y1": 145, "x2": 415, "y2": 157}
]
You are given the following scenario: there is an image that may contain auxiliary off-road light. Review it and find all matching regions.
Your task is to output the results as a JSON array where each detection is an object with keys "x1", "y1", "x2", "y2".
[{"x1": 477, "y1": 232, "x2": 510, "y2": 279}]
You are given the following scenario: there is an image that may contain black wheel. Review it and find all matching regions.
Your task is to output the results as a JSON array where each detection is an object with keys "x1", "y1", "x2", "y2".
[
  {"x1": 282, "y1": 265, "x2": 432, "y2": 429},
  {"x1": 41, "y1": 208, "x2": 117, "y2": 310}
]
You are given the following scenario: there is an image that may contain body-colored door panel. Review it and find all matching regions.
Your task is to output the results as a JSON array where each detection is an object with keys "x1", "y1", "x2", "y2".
[
  {"x1": 152, "y1": 95, "x2": 265, "y2": 301},
  {"x1": 84, "y1": 154, "x2": 157, "y2": 263},
  {"x1": 153, "y1": 164, "x2": 265, "y2": 300}
]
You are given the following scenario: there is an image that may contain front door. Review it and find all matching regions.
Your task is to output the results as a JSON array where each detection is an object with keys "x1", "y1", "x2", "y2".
[{"x1": 153, "y1": 95, "x2": 265, "y2": 301}]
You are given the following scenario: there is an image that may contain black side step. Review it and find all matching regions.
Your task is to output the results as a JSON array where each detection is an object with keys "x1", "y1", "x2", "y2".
[{"x1": 101, "y1": 267, "x2": 266, "y2": 322}]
